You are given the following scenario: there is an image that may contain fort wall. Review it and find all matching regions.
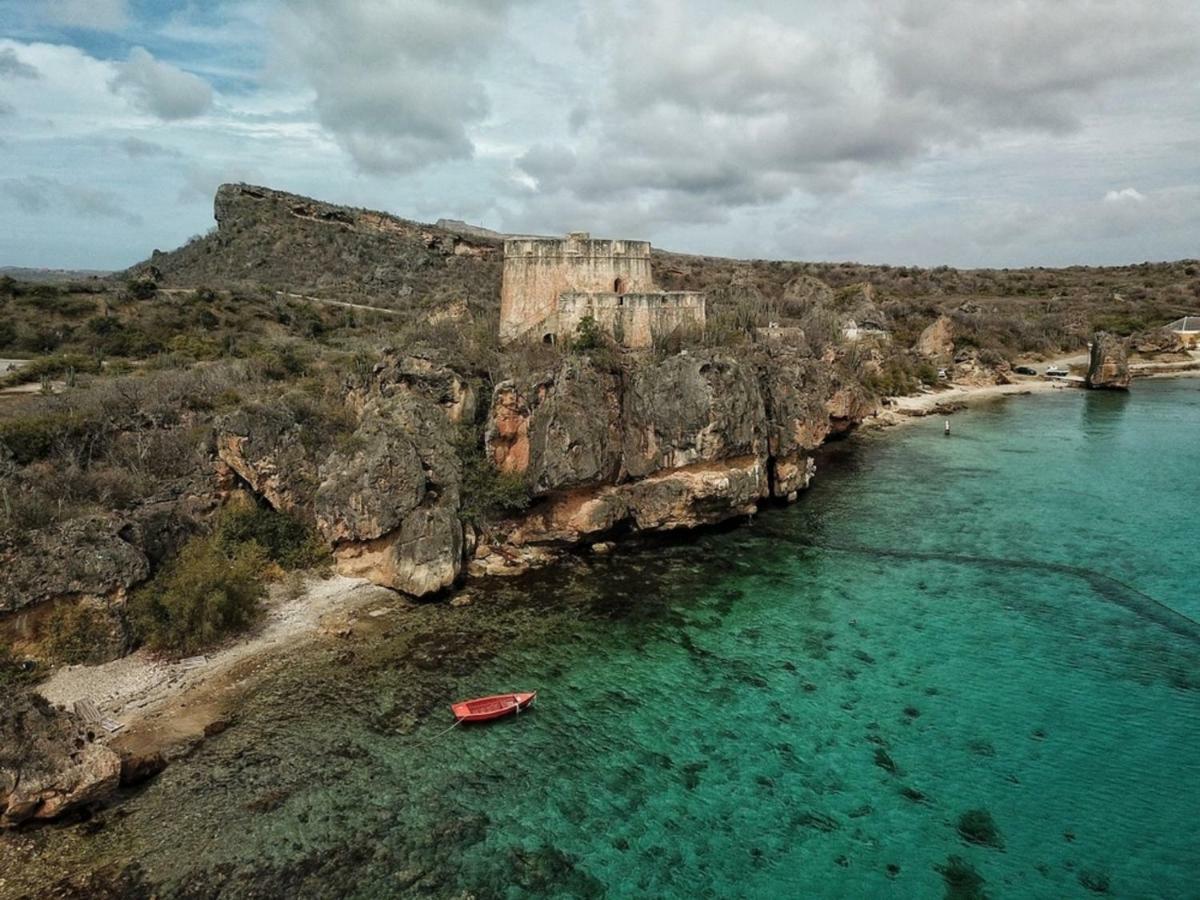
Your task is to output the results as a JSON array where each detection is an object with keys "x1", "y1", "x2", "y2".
[
  {"x1": 500, "y1": 234, "x2": 654, "y2": 341},
  {"x1": 558, "y1": 291, "x2": 706, "y2": 349}
]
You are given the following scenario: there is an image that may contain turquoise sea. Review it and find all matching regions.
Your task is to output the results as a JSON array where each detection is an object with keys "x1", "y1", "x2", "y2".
[{"x1": 5, "y1": 379, "x2": 1200, "y2": 899}]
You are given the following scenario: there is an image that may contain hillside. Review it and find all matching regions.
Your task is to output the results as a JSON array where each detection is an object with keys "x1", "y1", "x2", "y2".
[{"x1": 133, "y1": 183, "x2": 503, "y2": 314}]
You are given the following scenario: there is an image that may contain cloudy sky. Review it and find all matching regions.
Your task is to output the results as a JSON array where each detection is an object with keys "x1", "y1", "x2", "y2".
[{"x1": 1, "y1": 0, "x2": 1198, "y2": 270}]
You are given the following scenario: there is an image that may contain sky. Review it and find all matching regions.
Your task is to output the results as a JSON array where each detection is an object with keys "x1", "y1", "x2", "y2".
[{"x1": 1, "y1": 0, "x2": 1198, "y2": 270}]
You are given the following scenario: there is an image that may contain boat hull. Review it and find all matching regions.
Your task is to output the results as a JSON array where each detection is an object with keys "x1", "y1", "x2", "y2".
[{"x1": 451, "y1": 691, "x2": 536, "y2": 723}]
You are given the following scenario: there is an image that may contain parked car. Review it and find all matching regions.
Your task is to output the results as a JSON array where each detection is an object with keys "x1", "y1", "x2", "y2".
[
  {"x1": 1045, "y1": 366, "x2": 1069, "y2": 377},
  {"x1": 1014, "y1": 365, "x2": 1037, "y2": 376}
]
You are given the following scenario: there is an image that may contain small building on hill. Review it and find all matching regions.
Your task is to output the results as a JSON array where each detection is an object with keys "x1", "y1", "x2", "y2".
[
  {"x1": 1166, "y1": 316, "x2": 1200, "y2": 348},
  {"x1": 499, "y1": 232, "x2": 705, "y2": 348}
]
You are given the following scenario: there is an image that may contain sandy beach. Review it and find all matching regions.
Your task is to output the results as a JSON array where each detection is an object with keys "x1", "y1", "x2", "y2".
[{"x1": 37, "y1": 575, "x2": 402, "y2": 756}]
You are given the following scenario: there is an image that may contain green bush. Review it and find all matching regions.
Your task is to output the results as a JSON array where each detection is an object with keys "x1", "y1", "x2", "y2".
[
  {"x1": 40, "y1": 602, "x2": 116, "y2": 665},
  {"x1": 0, "y1": 644, "x2": 37, "y2": 688},
  {"x1": 126, "y1": 278, "x2": 157, "y2": 301},
  {"x1": 455, "y1": 425, "x2": 531, "y2": 524},
  {"x1": 572, "y1": 315, "x2": 603, "y2": 352},
  {"x1": 0, "y1": 353, "x2": 102, "y2": 387},
  {"x1": 129, "y1": 535, "x2": 268, "y2": 655},
  {"x1": 213, "y1": 499, "x2": 329, "y2": 570},
  {"x1": 0, "y1": 413, "x2": 78, "y2": 464}
]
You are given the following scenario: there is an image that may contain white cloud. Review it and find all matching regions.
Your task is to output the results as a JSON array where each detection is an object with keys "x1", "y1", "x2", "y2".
[
  {"x1": 111, "y1": 47, "x2": 213, "y2": 120},
  {"x1": 0, "y1": 47, "x2": 38, "y2": 78},
  {"x1": 273, "y1": 0, "x2": 524, "y2": 174},
  {"x1": 1103, "y1": 187, "x2": 1147, "y2": 205},
  {"x1": 43, "y1": 0, "x2": 129, "y2": 31},
  {"x1": 502, "y1": 0, "x2": 1200, "y2": 241}
]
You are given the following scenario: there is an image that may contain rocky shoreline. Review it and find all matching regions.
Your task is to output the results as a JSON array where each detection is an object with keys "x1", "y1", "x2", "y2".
[{"x1": 5, "y1": 360, "x2": 1197, "y2": 831}]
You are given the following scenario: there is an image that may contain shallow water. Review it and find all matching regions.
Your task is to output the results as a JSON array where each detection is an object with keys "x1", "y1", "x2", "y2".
[{"x1": 5, "y1": 380, "x2": 1200, "y2": 899}]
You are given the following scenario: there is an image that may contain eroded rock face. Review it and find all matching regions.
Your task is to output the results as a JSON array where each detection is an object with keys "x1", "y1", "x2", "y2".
[
  {"x1": 917, "y1": 315, "x2": 955, "y2": 360},
  {"x1": 353, "y1": 348, "x2": 477, "y2": 425},
  {"x1": 482, "y1": 349, "x2": 872, "y2": 551},
  {"x1": 758, "y1": 348, "x2": 838, "y2": 458},
  {"x1": 486, "y1": 358, "x2": 622, "y2": 494},
  {"x1": 315, "y1": 414, "x2": 426, "y2": 544},
  {"x1": 1131, "y1": 328, "x2": 1186, "y2": 356},
  {"x1": 0, "y1": 516, "x2": 149, "y2": 615},
  {"x1": 622, "y1": 352, "x2": 766, "y2": 479},
  {"x1": 216, "y1": 399, "x2": 321, "y2": 514},
  {"x1": 1086, "y1": 332, "x2": 1131, "y2": 390},
  {"x1": 334, "y1": 505, "x2": 463, "y2": 596},
  {"x1": 0, "y1": 692, "x2": 121, "y2": 828},
  {"x1": 322, "y1": 394, "x2": 464, "y2": 596}
]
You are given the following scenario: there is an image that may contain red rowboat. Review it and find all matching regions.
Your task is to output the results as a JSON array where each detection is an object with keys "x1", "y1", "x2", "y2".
[{"x1": 451, "y1": 691, "x2": 536, "y2": 723}]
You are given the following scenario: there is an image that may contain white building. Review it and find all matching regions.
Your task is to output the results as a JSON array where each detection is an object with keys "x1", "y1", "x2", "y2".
[{"x1": 1166, "y1": 316, "x2": 1200, "y2": 348}]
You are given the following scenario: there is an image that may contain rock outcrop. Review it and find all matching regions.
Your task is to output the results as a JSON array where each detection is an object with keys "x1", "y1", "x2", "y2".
[
  {"x1": 622, "y1": 353, "x2": 765, "y2": 478},
  {"x1": 1, "y1": 692, "x2": 121, "y2": 827},
  {"x1": 1086, "y1": 332, "x2": 1131, "y2": 390},
  {"x1": 351, "y1": 348, "x2": 477, "y2": 425},
  {"x1": 486, "y1": 349, "x2": 872, "y2": 552},
  {"x1": 488, "y1": 358, "x2": 622, "y2": 494},
  {"x1": 917, "y1": 315, "x2": 955, "y2": 360},
  {"x1": 0, "y1": 516, "x2": 149, "y2": 615},
  {"x1": 780, "y1": 274, "x2": 834, "y2": 312},
  {"x1": 318, "y1": 394, "x2": 463, "y2": 596},
  {"x1": 217, "y1": 347, "x2": 872, "y2": 596},
  {"x1": 216, "y1": 398, "x2": 324, "y2": 514}
]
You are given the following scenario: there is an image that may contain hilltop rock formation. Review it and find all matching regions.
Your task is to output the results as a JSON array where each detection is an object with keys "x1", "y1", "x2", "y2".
[
  {"x1": 134, "y1": 183, "x2": 501, "y2": 309},
  {"x1": 1086, "y1": 332, "x2": 1131, "y2": 390},
  {"x1": 1, "y1": 692, "x2": 121, "y2": 828}
]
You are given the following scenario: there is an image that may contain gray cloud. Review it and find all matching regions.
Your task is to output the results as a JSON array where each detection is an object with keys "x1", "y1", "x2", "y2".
[
  {"x1": 877, "y1": 0, "x2": 1200, "y2": 132},
  {"x1": 507, "y1": 0, "x2": 1200, "y2": 237},
  {"x1": 2, "y1": 176, "x2": 53, "y2": 213},
  {"x1": 120, "y1": 136, "x2": 179, "y2": 159},
  {"x1": 111, "y1": 47, "x2": 213, "y2": 120},
  {"x1": 43, "y1": 0, "x2": 129, "y2": 31},
  {"x1": 275, "y1": 0, "x2": 523, "y2": 174},
  {"x1": 0, "y1": 48, "x2": 39, "y2": 79},
  {"x1": 1, "y1": 176, "x2": 142, "y2": 224}
]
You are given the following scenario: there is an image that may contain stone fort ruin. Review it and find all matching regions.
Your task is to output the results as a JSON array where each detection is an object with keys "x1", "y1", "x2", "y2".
[{"x1": 499, "y1": 232, "x2": 705, "y2": 348}]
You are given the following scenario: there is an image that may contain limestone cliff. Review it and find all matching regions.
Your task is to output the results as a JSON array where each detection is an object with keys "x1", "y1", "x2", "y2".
[
  {"x1": 917, "y1": 315, "x2": 955, "y2": 360},
  {"x1": 1086, "y1": 332, "x2": 1131, "y2": 390},
  {"x1": 217, "y1": 348, "x2": 873, "y2": 595},
  {"x1": 482, "y1": 348, "x2": 872, "y2": 559}
]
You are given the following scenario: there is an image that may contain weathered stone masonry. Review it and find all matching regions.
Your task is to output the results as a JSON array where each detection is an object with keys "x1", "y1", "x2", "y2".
[{"x1": 499, "y1": 231, "x2": 705, "y2": 348}]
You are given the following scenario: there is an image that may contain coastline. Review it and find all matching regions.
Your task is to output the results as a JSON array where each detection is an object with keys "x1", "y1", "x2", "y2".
[
  {"x1": 37, "y1": 576, "x2": 400, "y2": 759},
  {"x1": 31, "y1": 365, "x2": 1199, "y2": 760}
]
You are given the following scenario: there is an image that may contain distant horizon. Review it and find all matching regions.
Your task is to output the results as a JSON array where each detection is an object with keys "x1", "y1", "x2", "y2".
[{"x1": 2, "y1": 0, "x2": 1199, "y2": 270}]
